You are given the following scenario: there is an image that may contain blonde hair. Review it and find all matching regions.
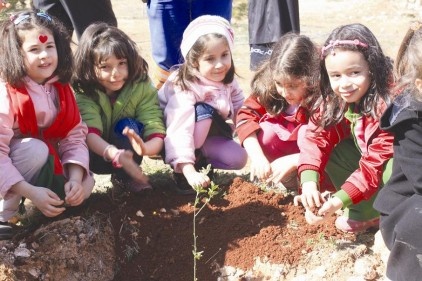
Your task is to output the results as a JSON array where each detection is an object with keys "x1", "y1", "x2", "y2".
[{"x1": 394, "y1": 20, "x2": 422, "y2": 102}]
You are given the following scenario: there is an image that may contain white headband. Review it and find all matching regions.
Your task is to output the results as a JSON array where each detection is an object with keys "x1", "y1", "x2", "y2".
[{"x1": 180, "y1": 15, "x2": 234, "y2": 59}]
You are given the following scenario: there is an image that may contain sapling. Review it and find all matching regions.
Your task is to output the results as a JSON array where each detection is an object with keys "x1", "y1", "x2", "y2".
[{"x1": 192, "y1": 165, "x2": 219, "y2": 281}]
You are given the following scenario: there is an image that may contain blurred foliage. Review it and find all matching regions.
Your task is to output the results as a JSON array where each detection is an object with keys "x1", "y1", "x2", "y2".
[
  {"x1": 232, "y1": 0, "x2": 248, "y2": 22},
  {"x1": 0, "y1": 0, "x2": 28, "y2": 20}
]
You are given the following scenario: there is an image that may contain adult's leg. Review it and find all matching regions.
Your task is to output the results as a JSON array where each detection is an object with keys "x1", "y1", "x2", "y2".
[
  {"x1": 147, "y1": 0, "x2": 190, "y2": 88},
  {"x1": 59, "y1": 0, "x2": 117, "y2": 39},
  {"x1": 32, "y1": 0, "x2": 73, "y2": 36},
  {"x1": 191, "y1": 0, "x2": 232, "y2": 21},
  {"x1": 0, "y1": 138, "x2": 49, "y2": 222}
]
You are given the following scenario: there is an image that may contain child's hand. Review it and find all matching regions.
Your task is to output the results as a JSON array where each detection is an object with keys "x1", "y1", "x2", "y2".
[
  {"x1": 293, "y1": 181, "x2": 325, "y2": 209},
  {"x1": 317, "y1": 196, "x2": 343, "y2": 217},
  {"x1": 64, "y1": 180, "x2": 85, "y2": 206},
  {"x1": 249, "y1": 155, "x2": 271, "y2": 182},
  {"x1": 266, "y1": 154, "x2": 299, "y2": 184},
  {"x1": 123, "y1": 127, "x2": 146, "y2": 156},
  {"x1": 29, "y1": 186, "x2": 66, "y2": 217},
  {"x1": 118, "y1": 149, "x2": 148, "y2": 180},
  {"x1": 185, "y1": 170, "x2": 210, "y2": 188}
]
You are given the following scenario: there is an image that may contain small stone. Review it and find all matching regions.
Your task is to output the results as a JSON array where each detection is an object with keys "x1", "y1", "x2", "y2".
[
  {"x1": 14, "y1": 247, "x2": 31, "y2": 258},
  {"x1": 28, "y1": 268, "x2": 40, "y2": 278},
  {"x1": 170, "y1": 209, "x2": 180, "y2": 216}
]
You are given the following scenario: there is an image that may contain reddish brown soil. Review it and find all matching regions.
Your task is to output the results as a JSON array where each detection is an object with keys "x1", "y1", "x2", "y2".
[{"x1": 72, "y1": 176, "x2": 354, "y2": 280}]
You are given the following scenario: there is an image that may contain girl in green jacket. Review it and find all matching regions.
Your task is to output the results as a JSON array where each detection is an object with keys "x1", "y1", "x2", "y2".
[{"x1": 73, "y1": 23, "x2": 166, "y2": 193}]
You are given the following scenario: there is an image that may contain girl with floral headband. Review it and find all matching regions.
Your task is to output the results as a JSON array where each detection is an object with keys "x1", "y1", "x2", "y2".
[
  {"x1": 0, "y1": 10, "x2": 95, "y2": 239},
  {"x1": 158, "y1": 15, "x2": 248, "y2": 194},
  {"x1": 294, "y1": 23, "x2": 394, "y2": 233},
  {"x1": 373, "y1": 21, "x2": 422, "y2": 280}
]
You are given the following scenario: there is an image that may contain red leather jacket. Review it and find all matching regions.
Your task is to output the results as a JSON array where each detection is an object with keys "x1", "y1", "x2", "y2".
[{"x1": 298, "y1": 104, "x2": 394, "y2": 205}]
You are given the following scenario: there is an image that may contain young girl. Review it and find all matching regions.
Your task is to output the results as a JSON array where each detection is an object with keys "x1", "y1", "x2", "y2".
[
  {"x1": 236, "y1": 33, "x2": 323, "y2": 189},
  {"x1": 294, "y1": 23, "x2": 394, "y2": 233},
  {"x1": 73, "y1": 23, "x2": 166, "y2": 193},
  {"x1": 373, "y1": 21, "x2": 422, "y2": 280},
  {"x1": 0, "y1": 10, "x2": 95, "y2": 239},
  {"x1": 158, "y1": 15, "x2": 248, "y2": 194}
]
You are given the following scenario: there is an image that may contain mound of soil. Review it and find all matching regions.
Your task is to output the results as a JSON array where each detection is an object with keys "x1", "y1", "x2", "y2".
[{"x1": 0, "y1": 173, "x2": 386, "y2": 281}]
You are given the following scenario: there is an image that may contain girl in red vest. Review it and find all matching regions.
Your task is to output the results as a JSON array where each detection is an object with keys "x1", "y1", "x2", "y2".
[{"x1": 0, "y1": 10, "x2": 95, "y2": 240}]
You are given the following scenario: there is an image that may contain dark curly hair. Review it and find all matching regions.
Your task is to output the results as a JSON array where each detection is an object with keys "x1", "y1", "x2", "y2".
[{"x1": 308, "y1": 23, "x2": 393, "y2": 128}]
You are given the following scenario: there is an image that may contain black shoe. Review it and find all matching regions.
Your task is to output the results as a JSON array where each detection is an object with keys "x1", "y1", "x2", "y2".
[
  {"x1": 0, "y1": 221, "x2": 14, "y2": 240},
  {"x1": 171, "y1": 172, "x2": 196, "y2": 195}
]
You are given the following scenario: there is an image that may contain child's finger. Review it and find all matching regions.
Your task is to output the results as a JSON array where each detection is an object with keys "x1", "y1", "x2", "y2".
[
  {"x1": 293, "y1": 195, "x2": 302, "y2": 206},
  {"x1": 312, "y1": 193, "x2": 322, "y2": 208},
  {"x1": 46, "y1": 189, "x2": 63, "y2": 201}
]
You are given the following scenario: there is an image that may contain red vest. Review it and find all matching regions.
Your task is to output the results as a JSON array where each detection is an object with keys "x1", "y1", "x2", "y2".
[{"x1": 7, "y1": 82, "x2": 81, "y2": 174}]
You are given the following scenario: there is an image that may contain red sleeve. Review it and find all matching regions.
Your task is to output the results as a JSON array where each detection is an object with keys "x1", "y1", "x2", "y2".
[
  {"x1": 88, "y1": 127, "x2": 101, "y2": 136},
  {"x1": 146, "y1": 133, "x2": 166, "y2": 141},
  {"x1": 235, "y1": 95, "x2": 267, "y2": 145}
]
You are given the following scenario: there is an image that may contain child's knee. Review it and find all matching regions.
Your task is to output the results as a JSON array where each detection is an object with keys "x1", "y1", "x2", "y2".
[{"x1": 11, "y1": 138, "x2": 49, "y2": 170}]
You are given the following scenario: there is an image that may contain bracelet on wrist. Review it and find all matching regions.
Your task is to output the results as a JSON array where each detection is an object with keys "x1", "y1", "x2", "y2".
[{"x1": 102, "y1": 144, "x2": 115, "y2": 162}]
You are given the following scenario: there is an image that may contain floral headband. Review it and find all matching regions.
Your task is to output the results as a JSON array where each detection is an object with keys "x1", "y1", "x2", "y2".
[
  {"x1": 10, "y1": 10, "x2": 52, "y2": 25},
  {"x1": 321, "y1": 39, "x2": 368, "y2": 57}
]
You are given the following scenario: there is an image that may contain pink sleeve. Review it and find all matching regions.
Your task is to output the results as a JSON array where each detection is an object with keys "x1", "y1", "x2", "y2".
[
  {"x1": 58, "y1": 120, "x2": 91, "y2": 179},
  {"x1": 0, "y1": 83, "x2": 25, "y2": 196}
]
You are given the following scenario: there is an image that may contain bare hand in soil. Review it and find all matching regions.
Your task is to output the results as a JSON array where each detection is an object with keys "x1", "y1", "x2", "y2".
[
  {"x1": 123, "y1": 126, "x2": 146, "y2": 156},
  {"x1": 266, "y1": 153, "x2": 299, "y2": 183},
  {"x1": 29, "y1": 186, "x2": 66, "y2": 217},
  {"x1": 119, "y1": 150, "x2": 150, "y2": 185},
  {"x1": 249, "y1": 154, "x2": 271, "y2": 181},
  {"x1": 64, "y1": 180, "x2": 85, "y2": 206},
  {"x1": 317, "y1": 195, "x2": 343, "y2": 218},
  {"x1": 181, "y1": 163, "x2": 210, "y2": 188},
  {"x1": 295, "y1": 191, "x2": 343, "y2": 225},
  {"x1": 294, "y1": 181, "x2": 325, "y2": 209}
]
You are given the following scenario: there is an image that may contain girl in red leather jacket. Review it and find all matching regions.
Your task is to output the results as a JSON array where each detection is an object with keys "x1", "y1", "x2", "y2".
[{"x1": 294, "y1": 23, "x2": 394, "y2": 233}]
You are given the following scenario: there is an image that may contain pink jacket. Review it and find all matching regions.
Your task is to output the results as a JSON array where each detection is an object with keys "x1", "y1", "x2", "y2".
[
  {"x1": 158, "y1": 71, "x2": 244, "y2": 172},
  {"x1": 0, "y1": 77, "x2": 91, "y2": 197}
]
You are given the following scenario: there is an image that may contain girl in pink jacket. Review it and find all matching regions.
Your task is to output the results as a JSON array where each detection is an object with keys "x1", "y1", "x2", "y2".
[
  {"x1": 158, "y1": 15, "x2": 247, "y2": 194},
  {"x1": 0, "y1": 10, "x2": 94, "y2": 239}
]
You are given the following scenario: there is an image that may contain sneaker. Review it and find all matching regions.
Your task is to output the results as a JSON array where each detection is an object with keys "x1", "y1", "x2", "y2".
[
  {"x1": 0, "y1": 221, "x2": 14, "y2": 240},
  {"x1": 171, "y1": 172, "x2": 196, "y2": 195},
  {"x1": 335, "y1": 216, "x2": 380, "y2": 233}
]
